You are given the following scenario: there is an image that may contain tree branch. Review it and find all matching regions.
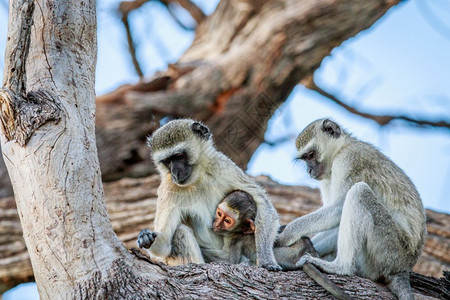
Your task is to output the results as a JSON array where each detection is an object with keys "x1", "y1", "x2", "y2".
[
  {"x1": 161, "y1": 2, "x2": 195, "y2": 31},
  {"x1": 302, "y1": 76, "x2": 450, "y2": 130},
  {"x1": 117, "y1": 0, "x2": 206, "y2": 76},
  {"x1": 1, "y1": 175, "x2": 448, "y2": 296},
  {"x1": 166, "y1": 0, "x2": 206, "y2": 25},
  {"x1": 118, "y1": 1, "x2": 146, "y2": 78}
]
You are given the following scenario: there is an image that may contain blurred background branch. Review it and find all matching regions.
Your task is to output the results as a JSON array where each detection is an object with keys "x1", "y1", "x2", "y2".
[{"x1": 301, "y1": 75, "x2": 450, "y2": 129}]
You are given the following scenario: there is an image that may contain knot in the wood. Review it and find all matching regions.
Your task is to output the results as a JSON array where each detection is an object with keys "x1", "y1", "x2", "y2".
[{"x1": 0, "y1": 88, "x2": 63, "y2": 146}]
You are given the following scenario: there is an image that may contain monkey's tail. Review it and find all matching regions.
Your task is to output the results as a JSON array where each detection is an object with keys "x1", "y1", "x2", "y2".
[
  {"x1": 302, "y1": 263, "x2": 353, "y2": 300},
  {"x1": 388, "y1": 272, "x2": 415, "y2": 300}
]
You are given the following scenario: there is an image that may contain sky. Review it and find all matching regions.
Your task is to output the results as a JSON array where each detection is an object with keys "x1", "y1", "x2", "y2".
[{"x1": 1, "y1": 0, "x2": 450, "y2": 298}]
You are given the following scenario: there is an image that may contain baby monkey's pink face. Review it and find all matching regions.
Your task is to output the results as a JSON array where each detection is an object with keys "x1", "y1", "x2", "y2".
[{"x1": 213, "y1": 202, "x2": 238, "y2": 233}]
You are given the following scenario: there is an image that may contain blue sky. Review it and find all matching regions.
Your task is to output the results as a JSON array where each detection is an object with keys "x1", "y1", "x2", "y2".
[{"x1": 1, "y1": 0, "x2": 450, "y2": 298}]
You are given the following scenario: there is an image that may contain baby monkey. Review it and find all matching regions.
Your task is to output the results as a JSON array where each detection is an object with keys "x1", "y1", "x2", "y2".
[
  {"x1": 212, "y1": 190, "x2": 261, "y2": 265},
  {"x1": 212, "y1": 191, "x2": 308, "y2": 269},
  {"x1": 213, "y1": 191, "x2": 352, "y2": 300}
]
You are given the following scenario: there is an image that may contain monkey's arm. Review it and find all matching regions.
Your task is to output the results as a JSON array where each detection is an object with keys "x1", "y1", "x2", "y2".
[
  {"x1": 201, "y1": 248, "x2": 230, "y2": 263},
  {"x1": 229, "y1": 239, "x2": 245, "y2": 264},
  {"x1": 253, "y1": 196, "x2": 282, "y2": 271},
  {"x1": 276, "y1": 203, "x2": 343, "y2": 247},
  {"x1": 148, "y1": 203, "x2": 182, "y2": 258}
]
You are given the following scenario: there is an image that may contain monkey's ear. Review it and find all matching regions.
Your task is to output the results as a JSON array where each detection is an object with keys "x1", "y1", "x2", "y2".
[
  {"x1": 322, "y1": 119, "x2": 341, "y2": 138},
  {"x1": 242, "y1": 219, "x2": 255, "y2": 235},
  {"x1": 192, "y1": 122, "x2": 211, "y2": 139}
]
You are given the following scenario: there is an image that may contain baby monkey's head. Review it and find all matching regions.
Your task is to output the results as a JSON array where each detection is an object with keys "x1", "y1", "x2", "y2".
[{"x1": 213, "y1": 191, "x2": 256, "y2": 237}]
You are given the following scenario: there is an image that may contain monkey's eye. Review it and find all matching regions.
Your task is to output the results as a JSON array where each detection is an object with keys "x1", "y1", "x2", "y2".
[
  {"x1": 224, "y1": 218, "x2": 232, "y2": 224},
  {"x1": 217, "y1": 211, "x2": 222, "y2": 217},
  {"x1": 303, "y1": 150, "x2": 316, "y2": 160},
  {"x1": 161, "y1": 158, "x2": 171, "y2": 167},
  {"x1": 171, "y1": 152, "x2": 187, "y2": 161}
]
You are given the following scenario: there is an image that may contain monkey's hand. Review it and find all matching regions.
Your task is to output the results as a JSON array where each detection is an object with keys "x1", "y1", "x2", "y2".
[
  {"x1": 137, "y1": 228, "x2": 158, "y2": 249},
  {"x1": 296, "y1": 253, "x2": 313, "y2": 268},
  {"x1": 260, "y1": 261, "x2": 282, "y2": 272}
]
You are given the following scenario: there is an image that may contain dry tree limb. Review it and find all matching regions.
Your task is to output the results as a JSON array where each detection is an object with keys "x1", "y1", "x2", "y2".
[
  {"x1": 301, "y1": 76, "x2": 450, "y2": 130},
  {"x1": 167, "y1": 0, "x2": 206, "y2": 24},
  {"x1": 116, "y1": 0, "x2": 207, "y2": 76},
  {"x1": 0, "y1": 175, "x2": 448, "y2": 296},
  {"x1": 118, "y1": 0, "x2": 148, "y2": 77}
]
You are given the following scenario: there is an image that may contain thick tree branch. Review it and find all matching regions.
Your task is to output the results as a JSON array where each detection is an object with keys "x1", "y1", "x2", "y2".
[
  {"x1": 0, "y1": 175, "x2": 449, "y2": 295},
  {"x1": 302, "y1": 76, "x2": 450, "y2": 130}
]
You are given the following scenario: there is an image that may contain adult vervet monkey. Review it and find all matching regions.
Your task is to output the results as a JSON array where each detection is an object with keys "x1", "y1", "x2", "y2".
[
  {"x1": 137, "y1": 119, "x2": 281, "y2": 271},
  {"x1": 277, "y1": 118, "x2": 426, "y2": 300}
]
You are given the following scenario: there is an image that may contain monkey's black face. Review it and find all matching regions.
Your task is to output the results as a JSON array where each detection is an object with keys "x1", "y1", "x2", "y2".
[
  {"x1": 306, "y1": 160, "x2": 325, "y2": 180},
  {"x1": 161, "y1": 151, "x2": 193, "y2": 185},
  {"x1": 299, "y1": 149, "x2": 325, "y2": 180}
]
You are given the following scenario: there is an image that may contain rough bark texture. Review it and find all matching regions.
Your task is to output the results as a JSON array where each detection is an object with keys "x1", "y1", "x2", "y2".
[
  {"x1": 1, "y1": 175, "x2": 449, "y2": 297},
  {"x1": 0, "y1": 0, "x2": 160, "y2": 298},
  {"x1": 0, "y1": 0, "x2": 401, "y2": 193}
]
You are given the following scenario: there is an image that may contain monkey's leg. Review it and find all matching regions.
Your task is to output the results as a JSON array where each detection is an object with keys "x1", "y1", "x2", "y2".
[
  {"x1": 165, "y1": 224, "x2": 205, "y2": 265},
  {"x1": 311, "y1": 227, "x2": 338, "y2": 258},
  {"x1": 274, "y1": 240, "x2": 305, "y2": 270},
  {"x1": 297, "y1": 182, "x2": 384, "y2": 275}
]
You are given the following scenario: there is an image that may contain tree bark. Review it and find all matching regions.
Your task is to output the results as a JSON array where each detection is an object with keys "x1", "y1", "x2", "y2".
[
  {"x1": 1, "y1": 175, "x2": 449, "y2": 297},
  {"x1": 0, "y1": 0, "x2": 161, "y2": 298},
  {"x1": 0, "y1": 0, "x2": 402, "y2": 194}
]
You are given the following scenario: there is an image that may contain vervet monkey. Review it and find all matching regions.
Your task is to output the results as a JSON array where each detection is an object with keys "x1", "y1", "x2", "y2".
[
  {"x1": 277, "y1": 118, "x2": 426, "y2": 300},
  {"x1": 137, "y1": 119, "x2": 281, "y2": 271},
  {"x1": 214, "y1": 191, "x2": 352, "y2": 300}
]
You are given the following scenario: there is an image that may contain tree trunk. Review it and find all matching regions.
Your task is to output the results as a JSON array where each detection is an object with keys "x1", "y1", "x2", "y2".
[
  {"x1": 0, "y1": 0, "x2": 402, "y2": 195},
  {"x1": 0, "y1": 0, "x2": 161, "y2": 298},
  {"x1": 1, "y1": 175, "x2": 449, "y2": 298},
  {"x1": 4, "y1": 0, "x2": 447, "y2": 299}
]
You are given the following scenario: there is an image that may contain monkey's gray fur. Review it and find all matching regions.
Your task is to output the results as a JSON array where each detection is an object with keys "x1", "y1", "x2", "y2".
[
  {"x1": 277, "y1": 118, "x2": 426, "y2": 300},
  {"x1": 137, "y1": 119, "x2": 281, "y2": 271}
]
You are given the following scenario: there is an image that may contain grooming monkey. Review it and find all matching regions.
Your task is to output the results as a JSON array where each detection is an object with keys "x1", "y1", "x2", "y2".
[
  {"x1": 277, "y1": 118, "x2": 426, "y2": 300},
  {"x1": 137, "y1": 119, "x2": 281, "y2": 270}
]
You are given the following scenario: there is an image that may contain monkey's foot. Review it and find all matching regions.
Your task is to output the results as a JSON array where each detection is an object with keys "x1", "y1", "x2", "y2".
[
  {"x1": 260, "y1": 262, "x2": 282, "y2": 272},
  {"x1": 137, "y1": 228, "x2": 158, "y2": 249},
  {"x1": 296, "y1": 253, "x2": 313, "y2": 268}
]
